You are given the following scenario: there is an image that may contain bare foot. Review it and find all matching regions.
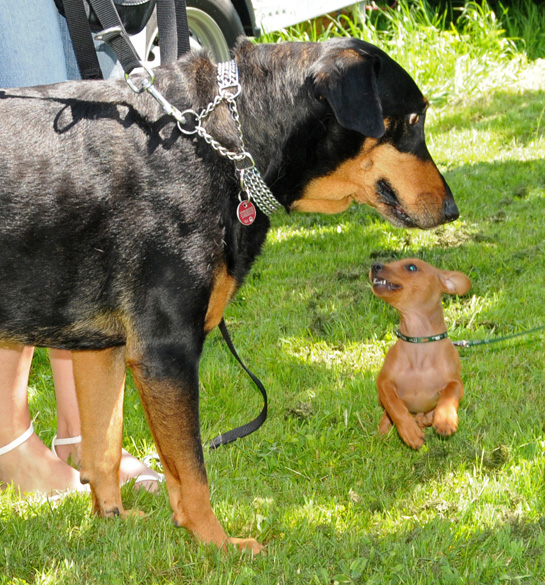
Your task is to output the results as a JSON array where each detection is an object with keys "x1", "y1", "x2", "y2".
[
  {"x1": 54, "y1": 440, "x2": 163, "y2": 492},
  {"x1": 0, "y1": 431, "x2": 88, "y2": 495}
]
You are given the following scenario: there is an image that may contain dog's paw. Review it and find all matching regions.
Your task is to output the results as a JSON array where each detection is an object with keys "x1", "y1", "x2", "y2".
[
  {"x1": 415, "y1": 411, "x2": 434, "y2": 428},
  {"x1": 227, "y1": 537, "x2": 264, "y2": 554},
  {"x1": 398, "y1": 421, "x2": 425, "y2": 450},
  {"x1": 433, "y1": 407, "x2": 458, "y2": 436}
]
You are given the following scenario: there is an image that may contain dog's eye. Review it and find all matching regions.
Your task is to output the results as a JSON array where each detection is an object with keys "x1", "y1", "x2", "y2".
[
  {"x1": 405, "y1": 263, "x2": 418, "y2": 272},
  {"x1": 409, "y1": 113, "x2": 420, "y2": 125}
]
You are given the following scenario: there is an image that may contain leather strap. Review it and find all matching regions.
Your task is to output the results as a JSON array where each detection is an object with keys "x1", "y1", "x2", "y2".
[
  {"x1": 62, "y1": 0, "x2": 104, "y2": 79},
  {"x1": 208, "y1": 319, "x2": 268, "y2": 449},
  {"x1": 62, "y1": 0, "x2": 190, "y2": 79},
  {"x1": 88, "y1": 0, "x2": 143, "y2": 74}
]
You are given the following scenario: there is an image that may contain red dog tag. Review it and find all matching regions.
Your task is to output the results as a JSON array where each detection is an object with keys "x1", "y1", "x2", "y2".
[{"x1": 237, "y1": 200, "x2": 256, "y2": 226}]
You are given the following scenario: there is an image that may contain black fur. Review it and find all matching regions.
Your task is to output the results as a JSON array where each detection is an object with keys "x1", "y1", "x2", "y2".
[{"x1": 0, "y1": 38, "x2": 457, "y2": 541}]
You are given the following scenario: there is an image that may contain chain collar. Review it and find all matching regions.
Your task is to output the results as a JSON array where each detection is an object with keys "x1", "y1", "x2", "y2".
[
  {"x1": 395, "y1": 329, "x2": 449, "y2": 343},
  {"x1": 135, "y1": 59, "x2": 283, "y2": 219}
]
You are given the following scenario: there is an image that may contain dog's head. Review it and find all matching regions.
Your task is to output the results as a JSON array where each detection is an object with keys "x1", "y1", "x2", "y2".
[
  {"x1": 369, "y1": 259, "x2": 471, "y2": 313},
  {"x1": 289, "y1": 39, "x2": 458, "y2": 229}
]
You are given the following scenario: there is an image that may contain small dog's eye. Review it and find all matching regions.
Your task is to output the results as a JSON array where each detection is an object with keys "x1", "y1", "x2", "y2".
[
  {"x1": 406, "y1": 263, "x2": 418, "y2": 272},
  {"x1": 409, "y1": 113, "x2": 420, "y2": 125}
]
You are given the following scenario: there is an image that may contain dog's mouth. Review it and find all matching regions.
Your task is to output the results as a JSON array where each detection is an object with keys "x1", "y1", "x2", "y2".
[
  {"x1": 376, "y1": 180, "x2": 416, "y2": 228},
  {"x1": 372, "y1": 277, "x2": 402, "y2": 292}
]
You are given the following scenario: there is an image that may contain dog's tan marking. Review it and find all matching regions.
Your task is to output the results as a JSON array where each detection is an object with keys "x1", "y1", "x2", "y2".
[
  {"x1": 128, "y1": 370, "x2": 263, "y2": 553},
  {"x1": 292, "y1": 140, "x2": 448, "y2": 227},
  {"x1": 204, "y1": 265, "x2": 237, "y2": 332},
  {"x1": 72, "y1": 346, "x2": 127, "y2": 516}
]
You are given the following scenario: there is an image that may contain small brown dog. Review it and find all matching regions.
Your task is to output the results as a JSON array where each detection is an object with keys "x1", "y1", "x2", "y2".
[{"x1": 370, "y1": 259, "x2": 471, "y2": 449}]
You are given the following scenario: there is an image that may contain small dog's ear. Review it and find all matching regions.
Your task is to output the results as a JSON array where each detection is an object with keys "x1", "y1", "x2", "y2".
[
  {"x1": 311, "y1": 49, "x2": 385, "y2": 138},
  {"x1": 439, "y1": 271, "x2": 471, "y2": 296}
]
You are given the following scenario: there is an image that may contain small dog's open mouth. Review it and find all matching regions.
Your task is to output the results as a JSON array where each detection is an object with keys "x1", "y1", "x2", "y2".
[
  {"x1": 376, "y1": 180, "x2": 416, "y2": 228},
  {"x1": 372, "y1": 277, "x2": 402, "y2": 292}
]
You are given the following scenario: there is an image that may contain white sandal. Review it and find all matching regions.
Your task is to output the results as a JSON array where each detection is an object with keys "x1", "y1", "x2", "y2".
[
  {"x1": 0, "y1": 424, "x2": 90, "y2": 499},
  {"x1": 51, "y1": 433, "x2": 164, "y2": 488},
  {"x1": 51, "y1": 433, "x2": 82, "y2": 457},
  {"x1": 0, "y1": 422, "x2": 34, "y2": 457}
]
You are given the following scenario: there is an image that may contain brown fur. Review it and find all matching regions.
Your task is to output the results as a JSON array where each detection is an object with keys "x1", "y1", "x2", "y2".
[{"x1": 370, "y1": 259, "x2": 471, "y2": 449}]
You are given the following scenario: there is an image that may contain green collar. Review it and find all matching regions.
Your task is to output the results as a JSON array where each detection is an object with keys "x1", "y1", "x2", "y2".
[{"x1": 395, "y1": 329, "x2": 449, "y2": 344}]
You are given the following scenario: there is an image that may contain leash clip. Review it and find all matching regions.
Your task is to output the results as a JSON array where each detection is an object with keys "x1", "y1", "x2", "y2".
[{"x1": 124, "y1": 63, "x2": 156, "y2": 94}]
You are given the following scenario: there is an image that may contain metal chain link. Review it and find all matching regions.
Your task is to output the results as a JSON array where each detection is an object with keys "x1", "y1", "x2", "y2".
[
  {"x1": 241, "y1": 167, "x2": 284, "y2": 215},
  {"x1": 133, "y1": 59, "x2": 284, "y2": 217}
]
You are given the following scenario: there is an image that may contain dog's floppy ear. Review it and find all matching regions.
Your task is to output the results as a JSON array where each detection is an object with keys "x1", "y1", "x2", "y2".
[
  {"x1": 439, "y1": 270, "x2": 471, "y2": 296},
  {"x1": 311, "y1": 48, "x2": 385, "y2": 138}
]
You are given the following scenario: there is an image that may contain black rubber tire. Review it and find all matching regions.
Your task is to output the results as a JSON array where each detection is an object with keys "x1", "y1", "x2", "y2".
[
  {"x1": 145, "y1": 0, "x2": 245, "y2": 64},
  {"x1": 188, "y1": 0, "x2": 245, "y2": 51}
]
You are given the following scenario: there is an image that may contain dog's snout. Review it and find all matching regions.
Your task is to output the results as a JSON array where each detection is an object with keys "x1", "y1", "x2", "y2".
[
  {"x1": 441, "y1": 179, "x2": 459, "y2": 223},
  {"x1": 372, "y1": 263, "x2": 385, "y2": 274},
  {"x1": 442, "y1": 196, "x2": 459, "y2": 223}
]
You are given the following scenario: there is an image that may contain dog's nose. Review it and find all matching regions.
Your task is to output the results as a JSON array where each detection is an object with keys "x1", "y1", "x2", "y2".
[
  {"x1": 442, "y1": 196, "x2": 459, "y2": 223},
  {"x1": 372, "y1": 263, "x2": 384, "y2": 274}
]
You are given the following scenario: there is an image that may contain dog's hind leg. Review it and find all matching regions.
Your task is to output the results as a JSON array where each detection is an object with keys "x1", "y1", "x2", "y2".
[
  {"x1": 72, "y1": 346, "x2": 127, "y2": 517},
  {"x1": 378, "y1": 410, "x2": 392, "y2": 434},
  {"x1": 129, "y1": 354, "x2": 263, "y2": 553}
]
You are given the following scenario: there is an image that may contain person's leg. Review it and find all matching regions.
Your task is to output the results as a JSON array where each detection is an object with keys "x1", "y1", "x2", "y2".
[
  {"x1": 0, "y1": 0, "x2": 68, "y2": 87},
  {"x1": 50, "y1": 349, "x2": 162, "y2": 491},
  {"x1": 0, "y1": 344, "x2": 85, "y2": 494},
  {"x1": 57, "y1": 8, "x2": 124, "y2": 81}
]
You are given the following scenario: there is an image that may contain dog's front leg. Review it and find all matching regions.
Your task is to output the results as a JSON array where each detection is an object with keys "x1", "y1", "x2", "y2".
[
  {"x1": 72, "y1": 347, "x2": 127, "y2": 517},
  {"x1": 128, "y1": 349, "x2": 263, "y2": 554},
  {"x1": 377, "y1": 378, "x2": 425, "y2": 450},
  {"x1": 433, "y1": 380, "x2": 463, "y2": 436}
]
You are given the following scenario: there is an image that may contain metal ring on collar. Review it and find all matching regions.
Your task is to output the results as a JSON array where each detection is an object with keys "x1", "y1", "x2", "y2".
[
  {"x1": 235, "y1": 153, "x2": 256, "y2": 171},
  {"x1": 177, "y1": 109, "x2": 200, "y2": 135}
]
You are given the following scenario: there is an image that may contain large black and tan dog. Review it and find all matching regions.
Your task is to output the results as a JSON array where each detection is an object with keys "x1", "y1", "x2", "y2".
[{"x1": 0, "y1": 38, "x2": 458, "y2": 551}]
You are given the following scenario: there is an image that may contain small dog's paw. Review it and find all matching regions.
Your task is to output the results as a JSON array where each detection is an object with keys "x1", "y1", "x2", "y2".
[
  {"x1": 433, "y1": 408, "x2": 458, "y2": 436},
  {"x1": 399, "y1": 422, "x2": 425, "y2": 450},
  {"x1": 228, "y1": 537, "x2": 264, "y2": 554},
  {"x1": 415, "y1": 411, "x2": 434, "y2": 428}
]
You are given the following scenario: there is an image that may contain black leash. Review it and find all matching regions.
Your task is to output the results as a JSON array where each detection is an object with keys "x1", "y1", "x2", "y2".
[
  {"x1": 62, "y1": 0, "x2": 104, "y2": 79},
  {"x1": 209, "y1": 320, "x2": 268, "y2": 449},
  {"x1": 62, "y1": 0, "x2": 189, "y2": 80},
  {"x1": 61, "y1": 1, "x2": 268, "y2": 447}
]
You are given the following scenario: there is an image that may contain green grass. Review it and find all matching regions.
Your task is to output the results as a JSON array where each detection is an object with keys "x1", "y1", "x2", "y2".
[
  {"x1": 497, "y1": 0, "x2": 545, "y2": 60},
  {"x1": 2, "y1": 3, "x2": 545, "y2": 584},
  {"x1": 261, "y1": 0, "x2": 530, "y2": 105}
]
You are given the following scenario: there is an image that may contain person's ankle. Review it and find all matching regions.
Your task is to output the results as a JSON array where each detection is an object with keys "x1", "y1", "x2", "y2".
[{"x1": 0, "y1": 419, "x2": 33, "y2": 451}]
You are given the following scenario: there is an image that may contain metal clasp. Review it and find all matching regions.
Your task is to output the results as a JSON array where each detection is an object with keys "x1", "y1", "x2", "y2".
[{"x1": 124, "y1": 64, "x2": 156, "y2": 94}]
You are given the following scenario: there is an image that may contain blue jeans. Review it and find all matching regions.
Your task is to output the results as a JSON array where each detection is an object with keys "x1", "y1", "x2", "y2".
[
  {"x1": 0, "y1": 0, "x2": 69, "y2": 87},
  {"x1": 0, "y1": 0, "x2": 121, "y2": 88}
]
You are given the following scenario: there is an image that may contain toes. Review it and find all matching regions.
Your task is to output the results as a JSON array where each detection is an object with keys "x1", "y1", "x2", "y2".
[
  {"x1": 228, "y1": 537, "x2": 264, "y2": 554},
  {"x1": 433, "y1": 409, "x2": 458, "y2": 436},
  {"x1": 399, "y1": 423, "x2": 425, "y2": 450}
]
